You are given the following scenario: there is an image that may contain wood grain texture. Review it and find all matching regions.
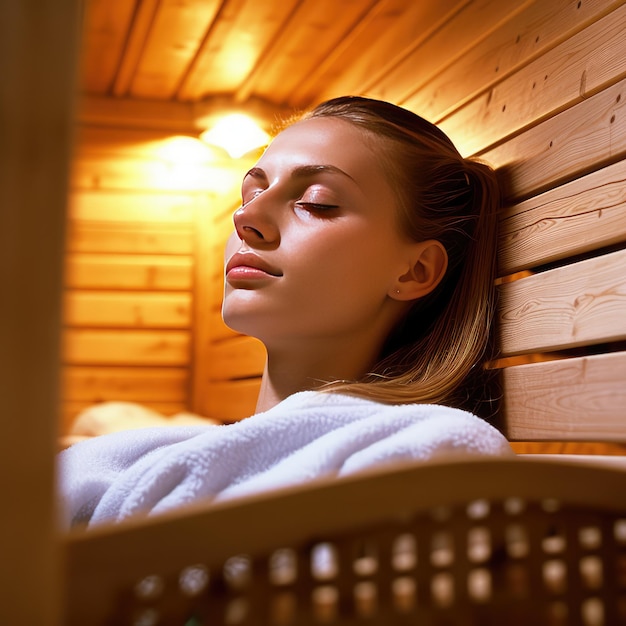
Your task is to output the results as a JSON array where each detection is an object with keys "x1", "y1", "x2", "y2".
[
  {"x1": 65, "y1": 253, "x2": 193, "y2": 290},
  {"x1": 502, "y1": 351, "x2": 626, "y2": 440},
  {"x1": 79, "y1": 0, "x2": 137, "y2": 93},
  {"x1": 178, "y1": 0, "x2": 300, "y2": 101},
  {"x1": 62, "y1": 329, "x2": 190, "y2": 366},
  {"x1": 314, "y1": 0, "x2": 468, "y2": 107},
  {"x1": 69, "y1": 190, "x2": 196, "y2": 222},
  {"x1": 498, "y1": 159, "x2": 626, "y2": 274},
  {"x1": 440, "y1": 1, "x2": 626, "y2": 155},
  {"x1": 204, "y1": 336, "x2": 266, "y2": 381},
  {"x1": 403, "y1": 0, "x2": 625, "y2": 122},
  {"x1": 64, "y1": 291, "x2": 191, "y2": 328},
  {"x1": 67, "y1": 223, "x2": 194, "y2": 255},
  {"x1": 62, "y1": 366, "x2": 189, "y2": 402},
  {"x1": 369, "y1": 0, "x2": 525, "y2": 106},
  {"x1": 498, "y1": 248, "x2": 626, "y2": 355},
  {"x1": 481, "y1": 76, "x2": 626, "y2": 201},
  {"x1": 130, "y1": 0, "x2": 221, "y2": 99}
]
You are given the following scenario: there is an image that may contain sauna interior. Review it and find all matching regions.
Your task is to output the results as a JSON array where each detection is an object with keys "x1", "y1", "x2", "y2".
[
  {"x1": 64, "y1": 0, "x2": 626, "y2": 444},
  {"x1": 3, "y1": 0, "x2": 626, "y2": 623}
]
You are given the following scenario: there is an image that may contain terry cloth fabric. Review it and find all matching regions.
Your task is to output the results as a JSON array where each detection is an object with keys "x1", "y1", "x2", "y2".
[{"x1": 58, "y1": 391, "x2": 512, "y2": 528}]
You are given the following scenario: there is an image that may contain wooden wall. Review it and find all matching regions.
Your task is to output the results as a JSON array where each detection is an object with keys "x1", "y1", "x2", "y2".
[{"x1": 60, "y1": 111, "x2": 259, "y2": 432}]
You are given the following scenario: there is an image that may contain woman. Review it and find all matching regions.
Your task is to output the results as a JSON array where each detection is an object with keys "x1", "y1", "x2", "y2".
[{"x1": 60, "y1": 97, "x2": 511, "y2": 528}]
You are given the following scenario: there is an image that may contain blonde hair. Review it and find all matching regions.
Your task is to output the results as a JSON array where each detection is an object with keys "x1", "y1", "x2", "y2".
[{"x1": 306, "y1": 97, "x2": 501, "y2": 416}]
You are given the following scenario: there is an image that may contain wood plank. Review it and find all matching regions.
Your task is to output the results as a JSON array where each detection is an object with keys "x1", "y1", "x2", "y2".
[
  {"x1": 71, "y1": 154, "x2": 236, "y2": 193},
  {"x1": 65, "y1": 253, "x2": 193, "y2": 290},
  {"x1": 78, "y1": 95, "x2": 195, "y2": 132},
  {"x1": 439, "y1": 1, "x2": 626, "y2": 156},
  {"x1": 62, "y1": 366, "x2": 189, "y2": 402},
  {"x1": 201, "y1": 378, "x2": 261, "y2": 422},
  {"x1": 64, "y1": 291, "x2": 191, "y2": 328},
  {"x1": 368, "y1": 0, "x2": 526, "y2": 106},
  {"x1": 502, "y1": 352, "x2": 626, "y2": 441},
  {"x1": 179, "y1": 0, "x2": 300, "y2": 100},
  {"x1": 74, "y1": 125, "x2": 203, "y2": 157},
  {"x1": 498, "y1": 159, "x2": 626, "y2": 274},
  {"x1": 0, "y1": 0, "x2": 80, "y2": 622},
  {"x1": 79, "y1": 0, "x2": 137, "y2": 94},
  {"x1": 312, "y1": 0, "x2": 465, "y2": 107},
  {"x1": 481, "y1": 76, "x2": 626, "y2": 201},
  {"x1": 204, "y1": 336, "x2": 266, "y2": 381},
  {"x1": 67, "y1": 222, "x2": 194, "y2": 255},
  {"x1": 111, "y1": 0, "x2": 160, "y2": 97},
  {"x1": 245, "y1": 0, "x2": 381, "y2": 105},
  {"x1": 62, "y1": 329, "x2": 190, "y2": 366},
  {"x1": 130, "y1": 0, "x2": 221, "y2": 99},
  {"x1": 404, "y1": 0, "x2": 625, "y2": 122},
  {"x1": 498, "y1": 248, "x2": 626, "y2": 356},
  {"x1": 69, "y1": 191, "x2": 196, "y2": 222}
]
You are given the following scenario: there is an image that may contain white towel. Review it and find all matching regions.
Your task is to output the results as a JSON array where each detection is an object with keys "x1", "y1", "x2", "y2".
[{"x1": 58, "y1": 391, "x2": 512, "y2": 528}]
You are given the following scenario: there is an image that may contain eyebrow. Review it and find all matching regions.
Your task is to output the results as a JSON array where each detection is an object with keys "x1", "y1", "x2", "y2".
[{"x1": 244, "y1": 164, "x2": 356, "y2": 182}]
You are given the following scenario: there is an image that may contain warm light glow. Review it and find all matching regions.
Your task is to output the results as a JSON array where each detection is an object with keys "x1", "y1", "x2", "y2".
[{"x1": 200, "y1": 113, "x2": 270, "y2": 158}]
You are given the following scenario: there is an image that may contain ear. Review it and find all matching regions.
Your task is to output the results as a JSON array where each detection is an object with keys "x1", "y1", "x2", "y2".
[{"x1": 389, "y1": 240, "x2": 448, "y2": 301}]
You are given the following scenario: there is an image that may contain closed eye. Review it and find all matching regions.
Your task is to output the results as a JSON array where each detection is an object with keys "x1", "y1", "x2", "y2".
[{"x1": 295, "y1": 202, "x2": 340, "y2": 211}]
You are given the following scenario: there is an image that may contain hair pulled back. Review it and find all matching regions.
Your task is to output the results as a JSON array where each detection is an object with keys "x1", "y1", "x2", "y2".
[{"x1": 305, "y1": 96, "x2": 501, "y2": 415}]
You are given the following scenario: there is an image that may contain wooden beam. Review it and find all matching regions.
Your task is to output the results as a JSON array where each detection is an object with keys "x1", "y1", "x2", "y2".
[
  {"x1": 78, "y1": 95, "x2": 196, "y2": 132},
  {"x1": 0, "y1": 1, "x2": 80, "y2": 623}
]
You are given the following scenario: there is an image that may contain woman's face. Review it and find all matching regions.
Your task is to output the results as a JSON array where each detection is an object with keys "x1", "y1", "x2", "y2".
[{"x1": 222, "y1": 116, "x2": 414, "y2": 351}]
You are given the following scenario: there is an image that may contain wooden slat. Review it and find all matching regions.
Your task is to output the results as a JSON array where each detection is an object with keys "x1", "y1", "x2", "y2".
[
  {"x1": 74, "y1": 125, "x2": 204, "y2": 158},
  {"x1": 244, "y1": 0, "x2": 380, "y2": 105},
  {"x1": 202, "y1": 378, "x2": 261, "y2": 422},
  {"x1": 480, "y1": 76, "x2": 626, "y2": 201},
  {"x1": 62, "y1": 366, "x2": 189, "y2": 402},
  {"x1": 67, "y1": 222, "x2": 193, "y2": 255},
  {"x1": 64, "y1": 291, "x2": 191, "y2": 328},
  {"x1": 78, "y1": 95, "x2": 195, "y2": 132},
  {"x1": 71, "y1": 154, "x2": 235, "y2": 192},
  {"x1": 498, "y1": 248, "x2": 626, "y2": 356},
  {"x1": 367, "y1": 0, "x2": 524, "y2": 106},
  {"x1": 312, "y1": 0, "x2": 464, "y2": 108},
  {"x1": 440, "y1": 1, "x2": 626, "y2": 156},
  {"x1": 403, "y1": 0, "x2": 626, "y2": 122},
  {"x1": 65, "y1": 253, "x2": 193, "y2": 290},
  {"x1": 205, "y1": 336, "x2": 266, "y2": 381},
  {"x1": 79, "y1": 0, "x2": 137, "y2": 94},
  {"x1": 111, "y1": 0, "x2": 160, "y2": 97},
  {"x1": 498, "y1": 159, "x2": 626, "y2": 274},
  {"x1": 130, "y1": 0, "x2": 221, "y2": 99},
  {"x1": 179, "y1": 0, "x2": 300, "y2": 100},
  {"x1": 62, "y1": 329, "x2": 190, "y2": 366},
  {"x1": 502, "y1": 351, "x2": 626, "y2": 441},
  {"x1": 69, "y1": 191, "x2": 196, "y2": 222}
]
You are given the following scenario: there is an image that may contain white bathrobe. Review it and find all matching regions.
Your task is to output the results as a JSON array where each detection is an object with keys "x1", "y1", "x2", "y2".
[{"x1": 58, "y1": 391, "x2": 512, "y2": 528}]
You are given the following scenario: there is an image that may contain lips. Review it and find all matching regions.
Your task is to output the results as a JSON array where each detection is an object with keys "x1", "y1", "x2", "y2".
[{"x1": 225, "y1": 252, "x2": 283, "y2": 279}]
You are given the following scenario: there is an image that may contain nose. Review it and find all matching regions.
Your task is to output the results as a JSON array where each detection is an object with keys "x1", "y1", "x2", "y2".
[{"x1": 233, "y1": 193, "x2": 280, "y2": 247}]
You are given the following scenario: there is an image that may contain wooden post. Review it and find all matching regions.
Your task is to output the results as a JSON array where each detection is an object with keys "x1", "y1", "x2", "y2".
[{"x1": 0, "y1": 1, "x2": 80, "y2": 623}]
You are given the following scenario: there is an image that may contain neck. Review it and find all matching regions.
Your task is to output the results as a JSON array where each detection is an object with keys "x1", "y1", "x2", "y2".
[{"x1": 254, "y1": 336, "x2": 384, "y2": 413}]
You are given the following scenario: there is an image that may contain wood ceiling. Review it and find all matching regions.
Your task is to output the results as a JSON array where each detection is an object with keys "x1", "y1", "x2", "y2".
[{"x1": 79, "y1": 0, "x2": 465, "y2": 121}]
